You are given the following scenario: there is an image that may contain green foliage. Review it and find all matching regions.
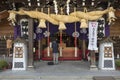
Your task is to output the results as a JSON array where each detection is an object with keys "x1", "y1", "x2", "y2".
[
  {"x1": 0, "y1": 60, "x2": 8, "y2": 70},
  {"x1": 115, "y1": 59, "x2": 120, "y2": 67}
]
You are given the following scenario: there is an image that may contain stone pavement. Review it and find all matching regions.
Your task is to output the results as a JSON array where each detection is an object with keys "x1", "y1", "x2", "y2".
[
  {"x1": 93, "y1": 76, "x2": 115, "y2": 80},
  {"x1": 0, "y1": 61, "x2": 120, "y2": 80}
]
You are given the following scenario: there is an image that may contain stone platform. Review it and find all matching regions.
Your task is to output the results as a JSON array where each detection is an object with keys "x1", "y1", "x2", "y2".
[{"x1": 0, "y1": 61, "x2": 120, "y2": 80}]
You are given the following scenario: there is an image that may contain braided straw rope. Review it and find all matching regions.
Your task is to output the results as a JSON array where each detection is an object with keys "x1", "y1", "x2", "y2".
[{"x1": 8, "y1": 7, "x2": 115, "y2": 29}]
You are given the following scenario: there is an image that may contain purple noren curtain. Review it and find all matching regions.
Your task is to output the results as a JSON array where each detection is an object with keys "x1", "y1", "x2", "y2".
[
  {"x1": 14, "y1": 25, "x2": 21, "y2": 39},
  {"x1": 105, "y1": 24, "x2": 110, "y2": 37}
]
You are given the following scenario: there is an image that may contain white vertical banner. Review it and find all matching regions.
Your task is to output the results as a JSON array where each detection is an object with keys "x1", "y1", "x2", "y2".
[{"x1": 88, "y1": 21, "x2": 98, "y2": 50}]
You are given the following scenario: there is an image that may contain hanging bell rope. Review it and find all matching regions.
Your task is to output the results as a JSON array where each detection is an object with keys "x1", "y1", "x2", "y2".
[
  {"x1": 73, "y1": 7, "x2": 77, "y2": 57},
  {"x1": 74, "y1": 7, "x2": 77, "y2": 30},
  {"x1": 47, "y1": 7, "x2": 50, "y2": 57},
  {"x1": 74, "y1": 7, "x2": 77, "y2": 47},
  {"x1": 47, "y1": 7, "x2": 50, "y2": 39}
]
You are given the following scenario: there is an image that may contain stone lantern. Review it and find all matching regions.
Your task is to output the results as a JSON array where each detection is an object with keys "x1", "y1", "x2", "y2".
[
  {"x1": 99, "y1": 37, "x2": 115, "y2": 70},
  {"x1": 12, "y1": 37, "x2": 27, "y2": 70}
]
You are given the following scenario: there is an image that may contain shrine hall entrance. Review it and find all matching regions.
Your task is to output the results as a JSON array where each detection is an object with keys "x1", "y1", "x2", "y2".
[{"x1": 33, "y1": 31, "x2": 89, "y2": 61}]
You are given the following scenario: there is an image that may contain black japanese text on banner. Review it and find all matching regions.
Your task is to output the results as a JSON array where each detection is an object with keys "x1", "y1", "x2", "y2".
[{"x1": 88, "y1": 21, "x2": 98, "y2": 50}]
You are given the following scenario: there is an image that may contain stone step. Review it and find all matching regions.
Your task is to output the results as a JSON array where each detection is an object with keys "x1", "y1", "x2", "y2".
[
  {"x1": 1, "y1": 75, "x2": 120, "y2": 80},
  {"x1": 93, "y1": 76, "x2": 115, "y2": 80},
  {"x1": 0, "y1": 75, "x2": 93, "y2": 80}
]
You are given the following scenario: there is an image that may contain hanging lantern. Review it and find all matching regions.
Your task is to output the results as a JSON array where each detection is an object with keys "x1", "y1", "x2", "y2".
[
  {"x1": 38, "y1": 19, "x2": 46, "y2": 28},
  {"x1": 58, "y1": 22, "x2": 66, "y2": 30},
  {"x1": 80, "y1": 19, "x2": 88, "y2": 28}
]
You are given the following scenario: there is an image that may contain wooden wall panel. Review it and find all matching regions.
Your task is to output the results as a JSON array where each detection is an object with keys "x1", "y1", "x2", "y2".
[
  {"x1": 110, "y1": 18, "x2": 120, "y2": 36},
  {"x1": 115, "y1": 10, "x2": 120, "y2": 18},
  {"x1": 0, "y1": 19, "x2": 14, "y2": 37},
  {"x1": 110, "y1": 10, "x2": 120, "y2": 36},
  {"x1": 0, "y1": 11, "x2": 9, "y2": 20}
]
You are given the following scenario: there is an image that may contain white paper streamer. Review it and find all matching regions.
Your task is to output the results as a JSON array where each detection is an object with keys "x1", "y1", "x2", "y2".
[
  {"x1": 88, "y1": 21, "x2": 98, "y2": 50},
  {"x1": 66, "y1": 0, "x2": 70, "y2": 15},
  {"x1": 53, "y1": 0, "x2": 58, "y2": 15}
]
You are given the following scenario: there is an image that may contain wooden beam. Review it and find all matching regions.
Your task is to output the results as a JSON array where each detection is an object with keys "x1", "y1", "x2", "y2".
[
  {"x1": 0, "y1": 10, "x2": 9, "y2": 20},
  {"x1": 8, "y1": 0, "x2": 28, "y2": 3},
  {"x1": 115, "y1": 10, "x2": 120, "y2": 18}
]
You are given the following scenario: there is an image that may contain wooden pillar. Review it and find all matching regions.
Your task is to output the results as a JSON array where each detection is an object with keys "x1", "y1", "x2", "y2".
[
  {"x1": 82, "y1": 40, "x2": 86, "y2": 59},
  {"x1": 38, "y1": 40, "x2": 41, "y2": 59},
  {"x1": 90, "y1": 50, "x2": 98, "y2": 70},
  {"x1": 28, "y1": 18, "x2": 34, "y2": 69},
  {"x1": 74, "y1": 22, "x2": 77, "y2": 57},
  {"x1": 60, "y1": 30, "x2": 63, "y2": 57}
]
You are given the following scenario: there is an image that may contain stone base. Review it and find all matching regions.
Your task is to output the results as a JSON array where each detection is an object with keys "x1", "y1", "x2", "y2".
[
  {"x1": 90, "y1": 65, "x2": 98, "y2": 70},
  {"x1": 27, "y1": 66, "x2": 35, "y2": 71}
]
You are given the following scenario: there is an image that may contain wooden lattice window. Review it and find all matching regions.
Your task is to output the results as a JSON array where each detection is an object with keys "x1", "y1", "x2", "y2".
[
  {"x1": 104, "y1": 47, "x2": 112, "y2": 58},
  {"x1": 14, "y1": 47, "x2": 23, "y2": 58}
]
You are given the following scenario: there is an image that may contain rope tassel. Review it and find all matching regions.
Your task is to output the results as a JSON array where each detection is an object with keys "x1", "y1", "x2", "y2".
[
  {"x1": 38, "y1": 19, "x2": 46, "y2": 28},
  {"x1": 8, "y1": 12, "x2": 16, "y2": 26},
  {"x1": 108, "y1": 7, "x2": 116, "y2": 24},
  {"x1": 59, "y1": 22, "x2": 66, "y2": 30},
  {"x1": 108, "y1": 11, "x2": 116, "y2": 24},
  {"x1": 80, "y1": 19, "x2": 88, "y2": 28}
]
